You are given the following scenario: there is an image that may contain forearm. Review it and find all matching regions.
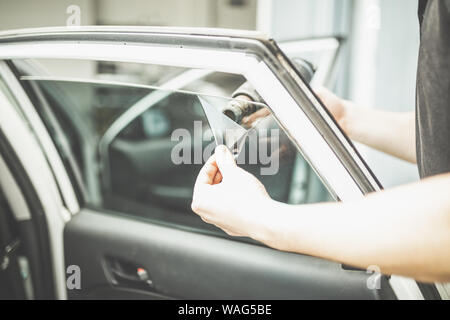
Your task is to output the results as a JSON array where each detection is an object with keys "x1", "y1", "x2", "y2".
[
  {"x1": 342, "y1": 102, "x2": 416, "y2": 163},
  {"x1": 256, "y1": 174, "x2": 450, "y2": 282}
]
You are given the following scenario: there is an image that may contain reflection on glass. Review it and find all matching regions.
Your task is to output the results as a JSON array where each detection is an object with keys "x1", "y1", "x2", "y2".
[{"x1": 20, "y1": 76, "x2": 332, "y2": 236}]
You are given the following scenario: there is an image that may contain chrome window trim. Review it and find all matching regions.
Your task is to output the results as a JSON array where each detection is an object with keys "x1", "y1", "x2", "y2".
[
  {"x1": 1, "y1": 40, "x2": 354, "y2": 198},
  {"x1": 0, "y1": 27, "x2": 380, "y2": 199},
  {"x1": 0, "y1": 28, "x2": 374, "y2": 198},
  {"x1": 20, "y1": 36, "x2": 341, "y2": 196}
]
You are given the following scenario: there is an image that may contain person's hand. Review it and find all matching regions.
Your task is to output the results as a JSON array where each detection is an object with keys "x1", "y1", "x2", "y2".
[
  {"x1": 241, "y1": 107, "x2": 271, "y2": 127},
  {"x1": 191, "y1": 145, "x2": 272, "y2": 238},
  {"x1": 314, "y1": 86, "x2": 349, "y2": 132}
]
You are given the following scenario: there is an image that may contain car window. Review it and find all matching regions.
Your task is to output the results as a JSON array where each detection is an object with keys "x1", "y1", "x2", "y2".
[{"x1": 14, "y1": 59, "x2": 333, "y2": 238}]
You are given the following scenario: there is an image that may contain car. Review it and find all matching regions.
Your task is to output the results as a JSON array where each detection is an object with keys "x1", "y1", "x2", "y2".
[{"x1": 0, "y1": 26, "x2": 441, "y2": 300}]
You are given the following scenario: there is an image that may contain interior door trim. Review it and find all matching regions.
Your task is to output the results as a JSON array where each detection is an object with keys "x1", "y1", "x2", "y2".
[{"x1": 65, "y1": 208, "x2": 397, "y2": 300}]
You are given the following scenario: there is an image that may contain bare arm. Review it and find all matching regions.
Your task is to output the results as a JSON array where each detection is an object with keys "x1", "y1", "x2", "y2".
[
  {"x1": 192, "y1": 146, "x2": 450, "y2": 283},
  {"x1": 257, "y1": 173, "x2": 450, "y2": 283},
  {"x1": 315, "y1": 87, "x2": 416, "y2": 163}
]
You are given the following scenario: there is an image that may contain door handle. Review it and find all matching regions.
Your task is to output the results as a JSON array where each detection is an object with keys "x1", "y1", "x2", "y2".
[{"x1": 105, "y1": 257, "x2": 153, "y2": 289}]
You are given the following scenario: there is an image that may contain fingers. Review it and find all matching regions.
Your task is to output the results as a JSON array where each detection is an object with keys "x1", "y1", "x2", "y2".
[
  {"x1": 242, "y1": 107, "x2": 270, "y2": 126},
  {"x1": 194, "y1": 153, "x2": 218, "y2": 186},
  {"x1": 215, "y1": 145, "x2": 237, "y2": 178},
  {"x1": 212, "y1": 170, "x2": 223, "y2": 184},
  {"x1": 192, "y1": 151, "x2": 227, "y2": 214},
  {"x1": 192, "y1": 147, "x2": 230, "y2": 214},
  {"x1": 220, "y1": 228, "x2": 241, "y2": 237}
]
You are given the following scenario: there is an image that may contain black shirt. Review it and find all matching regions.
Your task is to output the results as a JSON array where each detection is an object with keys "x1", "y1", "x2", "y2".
[{"x1": 416, "y1": 0, "x2": 450, "y2": 178}]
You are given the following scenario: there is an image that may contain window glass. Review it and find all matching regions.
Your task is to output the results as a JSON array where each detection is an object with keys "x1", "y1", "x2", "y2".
[{"x1": 14, "y1": 59, "x2": 333, "y2": 236}]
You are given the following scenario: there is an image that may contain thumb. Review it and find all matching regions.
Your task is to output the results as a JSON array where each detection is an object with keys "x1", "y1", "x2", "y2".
[{"x1": 215, "y1": 145, "x2": 237, "y2": 177}]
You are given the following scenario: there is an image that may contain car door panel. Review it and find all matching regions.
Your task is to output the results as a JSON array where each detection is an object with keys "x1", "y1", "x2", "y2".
[{"x1": 65, "y1": 209, "x2": 396, "y2": 300}]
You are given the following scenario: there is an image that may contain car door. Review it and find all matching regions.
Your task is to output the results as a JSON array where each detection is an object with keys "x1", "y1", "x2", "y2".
[{"x1": 0, "y1": 26, "x2": 423, "y2": 300}]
